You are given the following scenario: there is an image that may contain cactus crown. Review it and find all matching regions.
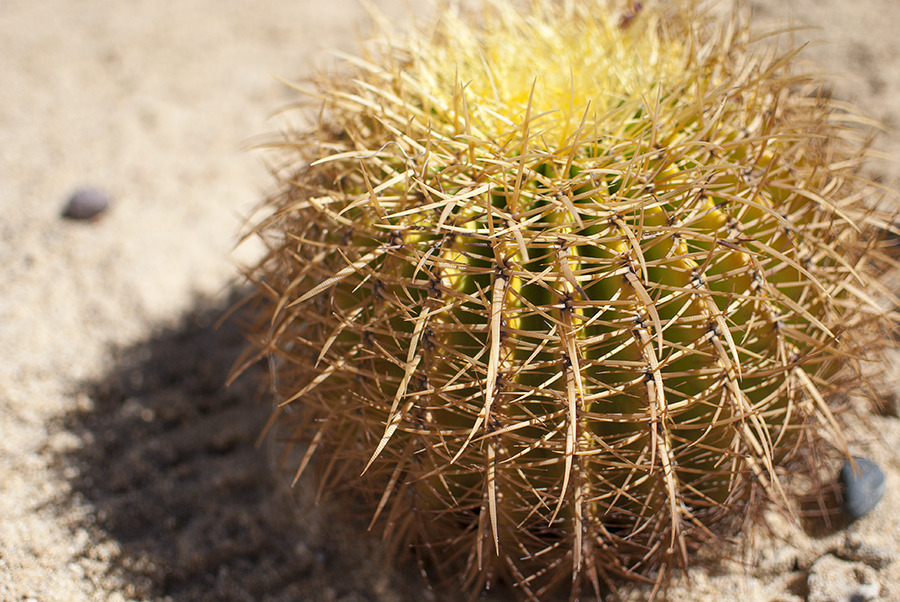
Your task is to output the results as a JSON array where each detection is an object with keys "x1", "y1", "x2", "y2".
[
  {"x1": 242, "y1": 0, "x2": 895, "y2": 599},
  {"x1": 413, "y1": 0, "x2": 686, "y2": 144}
]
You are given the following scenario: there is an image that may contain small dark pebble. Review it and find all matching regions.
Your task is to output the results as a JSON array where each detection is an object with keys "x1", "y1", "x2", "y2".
[
  {"x1": 840, "y1": 457, "x2": 886, "y2": 520},
  {"x1": 61, "y1": 187, "x2": 111, "y2": 220}
]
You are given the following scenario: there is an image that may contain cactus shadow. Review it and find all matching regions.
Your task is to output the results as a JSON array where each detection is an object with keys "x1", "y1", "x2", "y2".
[{"x1": 52, "y1": 290, "x2": 450, "y2": 602}]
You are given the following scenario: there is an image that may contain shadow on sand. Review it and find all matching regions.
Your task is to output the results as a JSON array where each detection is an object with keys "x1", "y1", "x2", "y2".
[{"x1": 51, "y1": 291, "x2": 446, "y2": 602}]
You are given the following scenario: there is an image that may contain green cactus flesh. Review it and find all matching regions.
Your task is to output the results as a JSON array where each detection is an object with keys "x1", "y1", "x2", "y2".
[{"x1": 245, "y1": 1, "x2": 893, "y2": 598}]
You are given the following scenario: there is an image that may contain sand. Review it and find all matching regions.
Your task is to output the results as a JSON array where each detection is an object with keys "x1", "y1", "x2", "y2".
[{"x1": 1, "y1": 1, "x2": 898, "y2": 600}]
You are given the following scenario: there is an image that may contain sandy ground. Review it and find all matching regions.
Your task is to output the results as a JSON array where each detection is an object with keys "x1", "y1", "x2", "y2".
[{"x1": 1, "y1": 1, "x2": 899, "y2": 600}]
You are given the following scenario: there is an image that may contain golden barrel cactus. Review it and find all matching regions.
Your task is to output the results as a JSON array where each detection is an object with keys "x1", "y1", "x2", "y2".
[{"x1": 239, "y1": 0, "x2": 897, "y2": 598}]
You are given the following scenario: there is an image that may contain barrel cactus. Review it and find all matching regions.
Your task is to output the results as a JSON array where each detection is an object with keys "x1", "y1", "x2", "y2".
[{"x1": 240, "y1": 0, "x2": 896, "y2": 598}]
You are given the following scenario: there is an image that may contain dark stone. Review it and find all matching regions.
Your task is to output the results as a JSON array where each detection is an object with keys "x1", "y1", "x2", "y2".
[
  {"x1": 61, "y1": 187, "x2": 111, "y2": 220},
  {"x1": 840, "y1": 457, "x2": 886, "y2": 520}
]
